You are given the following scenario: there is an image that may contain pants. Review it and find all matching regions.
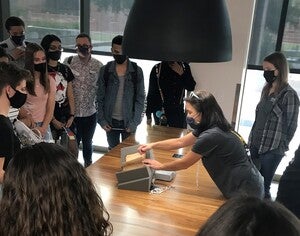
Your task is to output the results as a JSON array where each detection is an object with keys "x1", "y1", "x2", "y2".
[
  {"x1": 106, "y1": 119, "x2": 131, "y2": 149},
  {"x1": 36, "y1": 122, "x2": 53, "y2": 142},
  {"x1": 74, "y1": 113, "x2": 97, "y2": 167},
  {"x1": 250, "y1": 147, "x2": 283, "y2": 199}
]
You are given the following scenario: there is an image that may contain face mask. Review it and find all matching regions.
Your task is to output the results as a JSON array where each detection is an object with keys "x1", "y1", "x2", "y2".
[
  {"x1": 186, "y1": 115, "x2": 201, "y2": 130},
  {"x1": 263, "y1": 70, "x2": 277, "y2": 84},
  {"x1": 113, "y1": 54, "x2": 127, "y2": 64},
  {"x1": 10, "y1": 35, "x2": 25, "y2": 46},
  {"x1": 77, "y1": 46, "x2": 90, "y2": 57},
  {"x1": 47, "y1": 51, "x2": 61, "y2": 61},
  {"x1": 7, "y1": 88, "x2": 27, "y2": 108},
  {"x1": 34, "y1": 63, "x2": 47, "y2": 74}
]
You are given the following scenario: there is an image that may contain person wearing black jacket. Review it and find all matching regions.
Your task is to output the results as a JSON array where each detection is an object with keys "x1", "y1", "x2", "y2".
[
  {"x1": 146, "y1": 61, "x2": 196, "y2": 128},
  {"x1": 277, "y1": 145, "x2": 300, "y2": 218}
]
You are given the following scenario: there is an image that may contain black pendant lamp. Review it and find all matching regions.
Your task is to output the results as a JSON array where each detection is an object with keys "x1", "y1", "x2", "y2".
[{"x1": 123, "y1": 0, "x2": 232, "y2": 62}]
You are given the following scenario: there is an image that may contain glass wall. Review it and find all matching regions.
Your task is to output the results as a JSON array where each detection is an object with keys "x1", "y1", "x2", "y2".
[
  {"x1": 9, "y1": 0, "x2": 80, "y2": 47},
  {"x1": 89, "y1": 0, "x2": 134, "y2": 52}
]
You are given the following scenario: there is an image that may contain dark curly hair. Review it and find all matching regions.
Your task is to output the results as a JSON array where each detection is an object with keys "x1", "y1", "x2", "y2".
[
  {"x1": 0, "y1": 142, "x2": 113, "y2": 236},
  {"x1": 197, "y1": 196, "x2": 300, "y2": 236}
]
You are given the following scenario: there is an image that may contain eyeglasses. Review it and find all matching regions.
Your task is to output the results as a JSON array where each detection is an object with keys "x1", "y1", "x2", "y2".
[
  {"x1": 49, "y1": 45, "x2": 63, "y2": 51},
  {"x1": 190, "y1": 91, "x2": 200, "y2": 100}
]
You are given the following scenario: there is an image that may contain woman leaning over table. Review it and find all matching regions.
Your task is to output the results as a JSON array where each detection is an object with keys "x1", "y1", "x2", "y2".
[
  {"x1": 19, "y1": 43, "x2": 56, "y2": 142},
  {"x1": 248, "y1": 52, "x2": 299, "y2": 199},
  {"x1": 139, "y1": 90, "x2": 264, "y2": 199}
]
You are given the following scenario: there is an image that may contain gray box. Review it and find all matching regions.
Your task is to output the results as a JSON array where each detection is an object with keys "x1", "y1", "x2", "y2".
[{"x1": 116, "y1": 145, "x2": 154, "y2": 192}]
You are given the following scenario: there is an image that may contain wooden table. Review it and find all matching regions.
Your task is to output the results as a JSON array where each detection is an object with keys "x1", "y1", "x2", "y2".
[{"x1": 87, "y1": 125, "x2": 225, "y2": 236}]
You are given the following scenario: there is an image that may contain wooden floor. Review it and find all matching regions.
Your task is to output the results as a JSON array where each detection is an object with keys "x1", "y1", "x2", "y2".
[{"x1": 87, "y1": 125, "x2": 226, "y2": 236}]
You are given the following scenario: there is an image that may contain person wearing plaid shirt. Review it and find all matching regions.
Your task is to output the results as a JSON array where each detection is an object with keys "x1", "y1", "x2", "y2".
[{"x1": 249, "y1": 52, "x2": 299, "y2": 199}]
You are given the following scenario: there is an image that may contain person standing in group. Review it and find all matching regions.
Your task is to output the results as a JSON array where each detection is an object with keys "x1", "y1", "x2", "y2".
[
  {"x1": 0, "y1": 62, "x2": 31, "y2": 183},
  {"x1": 0, "y1": 47, "x2": 10, "y2": 63},
  {"x1": 139, "y1": 90, "x2": 264, "y2": 199},
  {"x1": 249, "y1": 52, "x2": 299, "y2": 199},
  {"x1": 146, "y1": 61, "x2": 196, "y2": 128},
  {"x1": 97, "y1": 35, "x2": 145, "y2": 150},
  {"x1": 0, "y1": 142, "x2": 113, "y2": 235},
  {"x1": 277, "y1": 144, "x2": 300, "y2": 218},
  {"x1": 0, "y1": 47, "x2": 20, "y2": 122},
  {"x1": 0, "y1": 16, "x2": 27, "y2": 68},
  {"x1": 64, "y1": 33, "x2": 102, "y2": 167},
  {"x1": 41, "y1": 34, "x2": 78, "y2": 158},
  {"x1": 19, "y1": 43, "x2": 56, "y2": 142}
]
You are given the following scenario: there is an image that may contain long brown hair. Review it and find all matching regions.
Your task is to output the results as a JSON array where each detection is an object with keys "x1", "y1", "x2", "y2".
[
  {"x1": 261, "y1": 52, "x2": 289, "y2": 97},
  {"x1": 0, "y1": 143, "x2": 113, "y2": 236},
  {"x1": 25, "y1": 43, "x2": 50, "y2": 96}
]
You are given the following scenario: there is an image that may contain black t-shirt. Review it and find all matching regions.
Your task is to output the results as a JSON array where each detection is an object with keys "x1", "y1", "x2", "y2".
[
  {"x1": 0, "y1": 115, "x2": 21, "y2": 170},
  {"x1": 192, "y1": 127, "x2": 263, "y2": 198},
  {"x1": 48, "y1": 63, "x2": 75, "y2": 122}
]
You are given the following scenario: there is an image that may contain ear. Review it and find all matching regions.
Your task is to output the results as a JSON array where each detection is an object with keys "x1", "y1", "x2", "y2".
[
  {"x1": 275, "y1": 69, "x2": 279, "y2": 77},
  {"x1": 5, "y1": 85, "x2": 13, "y2": 98}
]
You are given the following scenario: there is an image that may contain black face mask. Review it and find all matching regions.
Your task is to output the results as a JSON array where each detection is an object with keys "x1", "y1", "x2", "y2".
[
  {"x1": 7, "y1": 88, "x2": 27, "y2": 108},
  {"x1": 47, "y1": 51, "x2": 61, "y2": 61},
  {"x1": 263, "y1": 70, "x2": 277, "y2": 84},
  {"x1": 113, "y1": 54, "x2": 127, "y2": 64},
  {"x1": 11, "y1": 35, "x2": 25, "y2": 46},
  {"x1": 34, "y1": 63, "x2": 47, "y2": 74},
  {"x1": 77, "y1": 46, "x2": 90, "y2": 57},
  {"x1": 186, "y1": 116, "x2": 201, "y2": 130}
]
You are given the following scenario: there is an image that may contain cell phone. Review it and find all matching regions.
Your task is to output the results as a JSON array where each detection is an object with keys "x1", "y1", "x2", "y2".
[
  {"x1": 172, "y1": 153, "x2": 184, "y2": 158},
  {"x1": 111, "y1": 127, "x2": 125, "y2": 131},
  {"x1": 64, "y1": 127, "x2": 76, "y2": 140}
]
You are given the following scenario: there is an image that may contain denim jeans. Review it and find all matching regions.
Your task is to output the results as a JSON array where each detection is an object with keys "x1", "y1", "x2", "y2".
[
  {"x1": 35, "y1": 122, "x2": 53, "y2": 142},
  {"x1": 74, "y1": 113, "x2": 97, "y2": 167},
  {"x1": 106, "y1": 119, "x2": 131, "y2": 149},
  {"x1": 251, "y1": 147, "x2": 283, "y2": 199}
]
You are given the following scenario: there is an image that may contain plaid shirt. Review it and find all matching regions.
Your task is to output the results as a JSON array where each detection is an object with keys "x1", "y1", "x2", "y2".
[{"x1": 249, "y1": 84, "x2": 299, "y2": 154}]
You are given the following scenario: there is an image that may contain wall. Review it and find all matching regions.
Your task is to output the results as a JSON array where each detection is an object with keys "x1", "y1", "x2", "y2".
[{"x1": 190, "y1": 0, "x2": 256, "y2": 124}]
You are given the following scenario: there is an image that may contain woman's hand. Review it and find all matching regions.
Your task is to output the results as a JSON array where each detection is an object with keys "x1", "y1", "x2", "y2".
[
  {"x1": 65, "y1": 116, "x2": 74, "y2": 128},
  {"x1": 142, "y1": 159, "x2": 163, "y2": 170},
  {"x1": 36, "y1": 126, "x2": 47, "y2": 137},
  {"x1": 138, "y1": 143, "x2": 153, "y2": 154},
  {"x1": 52, "y1": 119, "x2": 65, "y2": 130}
]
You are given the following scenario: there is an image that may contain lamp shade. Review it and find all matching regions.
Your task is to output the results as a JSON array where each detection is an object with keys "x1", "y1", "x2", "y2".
[{"x1": 123, "y1": 0, "x2": 232, "y2": 62}]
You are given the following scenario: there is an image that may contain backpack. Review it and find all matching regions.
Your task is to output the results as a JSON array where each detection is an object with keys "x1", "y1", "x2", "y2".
[{"x1": 103, "y1": 61, "x2": 138, "y2": 111}]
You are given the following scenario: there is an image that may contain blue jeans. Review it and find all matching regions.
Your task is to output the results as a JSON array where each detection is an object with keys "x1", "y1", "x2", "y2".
[
  {"x1": 252, "y1": 148, "x2": 283, "y2": 199},
  {"x1": 74, "y1": 113, "x2": 97, "y2": 167},
  {"x1": 106, "y1": 119, "x2": 131, "y2": 149},
  {"x1": 36, "y1": 122, "x2": 53, "y2": 142}
]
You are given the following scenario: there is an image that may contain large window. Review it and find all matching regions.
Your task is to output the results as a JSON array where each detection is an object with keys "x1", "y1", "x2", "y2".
[
  {"x1": 9, "y1": 0, "x2": 80, "y2": 47},
  {"x1": 90, "y1": 0, "x2": 134, "y2": 52},
  {"x1": 8, "y1": 0, "x2": 135, "y2": 53},
  {"x1": 238, "y1": 0, "x2": 300, "y2": 177}
]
